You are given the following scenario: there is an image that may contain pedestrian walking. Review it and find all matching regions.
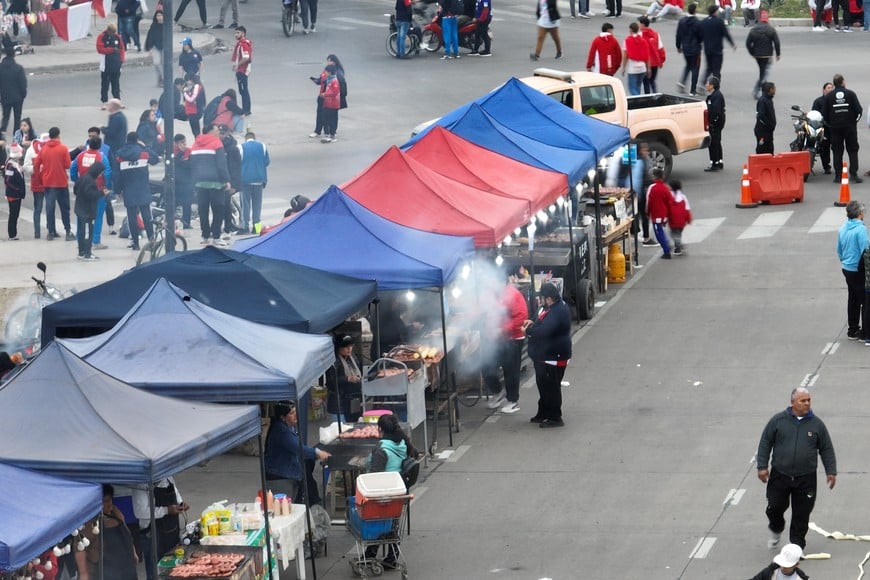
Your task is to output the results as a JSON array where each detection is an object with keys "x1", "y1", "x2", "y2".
[
  {"x1": 812, "y1": 82, "x2": 833, "y2": 175},
  {"x1": 530, "y1": 0, "x2": 562, "y2": 61},
  {"x1": 300, "y1": 0, "x2": 318, "y2": 33},
  {"x1": 183, "y1": 74, "x2": 206, "y2": 136},
  {"x1": 523, "y1": 283, "x2": 571, "y2": 428},
  {"x1": 704, "y1": 75, "x2": 725, "y2": 171},
  {"x1": 621, "y1": 22, "x2": 650, "y2": 96},
  {"x1": 144, "y1": 11, "x2": 165, "y2": 87},
  {"x1": 178, "y1": 37, "x2": 203, "y2": 80},
  {"x1": 470, "y1": 0, "x2": 492, "y2": 56},
  {"x1": 33, "y1": 127, "x2": 72, "y2": 241},
  {"x1": 754, "y1": 81, "x2": 776, "y2": 154},
  {"x1": 748, "y1": 544, "x2": 808, "y2": 580},
  {"x1": 320, "y1": 64, "x2": 340, "y2": 143},
  {"x1": 308, "y1": 55, "x2": 345, "y2": 139},
  {"x1": 645, "y1": 167, "x2": 672, "y2": 258},
  {"x1": 213, "y1": 0, "x2": 239, "y2": 29},
  {"x1": 239, "y1": 130, "x2": 268, "y2": 234},
  {"x1": 4, "y1": 143, "x2": 23, "y2": 240},
  {"x1": 174, "y1": 0, "x2": 207, "y2": 29},
  {"x1": 699, "y1": 4, "x2": 735, "y2": 85},
  {"x1": 190, "y1": 124, "x2": 230, "y2": 246},
  {"x1": 757, "y1": 387, "x2": 836, "y2": 549},
  {"x1": 667, "y1": 179, "x2": 691, "y2": 255},
  {"x1": 73, "y1": 160, "x2": 107, "y2": 260},
  {"x1": 838, "y1": 200, "x2": 868, "y2": 340},
  {"x1": 439, "y1": 0, "x2": 461, "y2": 60},
  {"x1": 96, "y1": 23, "x2": 125, "y2": 107},
  {"x1": 745, "y1": 11, "x2": 780, "y2": 100},
  {"x1": 0, "y1": 48, "x2": 27, "y2": 136},
  {"x1": 115, "y1": 0, "x2": 142, "y2": 52},
  {"x1": 823, "y1": 74, "x2": 863, "y2": 183},
  {"x1": 675, "y1": 3, "x2": 702, "y2": 95},
  {"x1": 638, "y1": 16, "x2": 664, "y2": 94},
  {"x1": 586, "y1": 23, "x2": 622, "y2": 75},
  {"x1": 231, "y1": 26, "x2": 252, "y2": 115}
]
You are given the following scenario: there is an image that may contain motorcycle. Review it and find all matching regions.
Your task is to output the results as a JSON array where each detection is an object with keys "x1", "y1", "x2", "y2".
[
  {"x1": 421, "y1": 15, "x2": 479, "y2": 53},
  {"x1": 3, "y1": 262, "x2": 74, "y2": 362},
  {"x1": 385, "y1": 13, "x2": 424, "y2": 58},
  {"x1": 789, "y1": 105, "x2": 825, "y2": 182}
]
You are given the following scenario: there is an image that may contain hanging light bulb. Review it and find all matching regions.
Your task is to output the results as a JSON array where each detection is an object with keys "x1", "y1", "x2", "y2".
[
  {"x1": 495, "y1": 254, "x2": 504, "y2": 266},
  {"x1": 514, "y1": 227, "x2": 522, "y2": 236},
  {"x1": 451, "y1": 287, "x2": 462, "y2": 298},
  {"x1": 556, "y1": 196, "x2": 565, "y2": 208},
  {"x1": 548, "y1": 204, "x2": 556, "y2": 213},
  {"x1": 44, "y1": 562, "x2": 52, "y2": 571},
  {"x1": 587, "y1": 169, "x2": 596, "y2": 180},
  {"x1": 460, "y1": 264, "x2": 471, "y2": 280},
  {"x1": 405, "y1": 290, "x2": 416, "y2": 302},
  {"x1": 503, "y1": 235, "x2": 512, "y2": 246},
  {"x1": 52, "y1": 547, "x2": 62, "y2": 558}
]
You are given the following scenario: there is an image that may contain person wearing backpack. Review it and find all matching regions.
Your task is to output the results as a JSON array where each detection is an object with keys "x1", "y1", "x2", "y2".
[{"x1": 365, "y1": 413, "x2": 419, "y2": 569}]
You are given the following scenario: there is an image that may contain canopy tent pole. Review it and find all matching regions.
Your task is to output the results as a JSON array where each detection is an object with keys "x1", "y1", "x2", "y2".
[
  {"x1": 437, "y1": 289, "x2": 454, "y2": 448},
  {"x1": 373, "y1": 299, "x2": 381, "y2": 363},
  {"x1": 258, "y1": 431, "x2": 280, "y2": 580},
  {"x1": 148, "y1": 482, "x2": 158, "y2": 580},
  {"x1": 594, "y1": 168, "x2": 604, "y2": 294},
  {"x1": 565, "y1": 195, "x2": 581, "y2": 322}
]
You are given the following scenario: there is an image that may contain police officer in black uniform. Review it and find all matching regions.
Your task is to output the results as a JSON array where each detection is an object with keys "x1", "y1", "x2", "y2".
[{"x1": 823, "y1": 73, "x2": 863, "y2": 183}]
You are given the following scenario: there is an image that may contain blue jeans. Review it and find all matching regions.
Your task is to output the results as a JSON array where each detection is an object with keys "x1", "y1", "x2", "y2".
[
  {"x1": 442, "y1": 15, "x2": 458, "y2": 56},
  {"x1": 44, "y1": 186, "x2": 71, "y2": 235},
  {"x1": 396, "y1": 19, "x2": 410, "y2": 57},
  {"x1": 32, "y1": 191, "x2": 43, "y2": 237},
  {"x1": 93, "y1": 196, "x2": 106, "y2": 243},
  {"x1": 118, "y1": 15, "x2": 139, "y2": 49},
  {"x1": 864, "y1": 6, "x2": 869, "y2": 28},
  {"x1": 236, "y1": 71, "x2": 251, "y2": 115},
  {"x1": 628, "y1": 73, "x2": 644, "y2": 96},
  {"x1": 653, "y1": 221, "x2": 670, "y2": 254},
  {"x1": 240, "y1": 183, "x2": 263, "y2": 231}
]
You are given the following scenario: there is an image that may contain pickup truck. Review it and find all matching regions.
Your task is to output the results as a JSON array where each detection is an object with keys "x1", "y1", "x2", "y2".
[{"x1": 520, "y1": 69, "x2": 709, "y2": 178}]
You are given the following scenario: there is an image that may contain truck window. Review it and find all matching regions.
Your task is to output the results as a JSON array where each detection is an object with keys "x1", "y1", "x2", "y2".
[
  {"x1": 578, "y1": 85, "x2": 616, "y2": 116},
  {"x1": 546, "y1": 89, "x2": 574, "y2": 109}
]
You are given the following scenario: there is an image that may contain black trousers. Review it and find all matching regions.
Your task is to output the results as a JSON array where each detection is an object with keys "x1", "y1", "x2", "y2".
[
  {"x1": 1, "y1": 100, "x2": 22, "y2": 135},
  {"x1": 7, "y1": 198, "x2": 20, "y2": 238},
  {"x1": 755, "y1": 123, "x2": 774, "y2": 154},
  {"x1": 481, "y1": 338, "x2": 524, "y2": 403},
  {"x1": 708, "y1": 125, "x2": 723, "y2": 164},
  {"x1": 175, "y1": 0, "x2": 207, "y2": 25},
  {"x1": 679, "y1": 53, "x2": 700, "y2": 91},
  {"x1": 605, "y1": 0, "x2": 621, "y2": 15},
  {"x1": 100, "y1": 70, "x2": 121, "y2": 103},
  {"x1": 533, "y1": 361, "x2": 565, "y2": 421},
  {"x1": 474, "y1": 19, "x2": 491, "y2": 53},
  {"x1": 813, "y1": 0, "x2": 826, "y2": 25},
  {"x1": 832, "y1": 0, "x2": 849, "y2": 25},
  {"x1": 703, "y1": 52, "x2": 723, "y2": 84},
  {"x1": 197, "y1": 187, "x2": 226, "y2": 240},
  {"x1": 843, "y1": 267, "x2": 864, "y2": 337},
  {"x1": 817, "y1": 135, "x2": 831, "y2": 171},
  {"x1": 766, "y1": 469, "x2": 817, "y2": 549},
  {"x1": 829, "y1": 124, "x2": 860, "y2": 176}
]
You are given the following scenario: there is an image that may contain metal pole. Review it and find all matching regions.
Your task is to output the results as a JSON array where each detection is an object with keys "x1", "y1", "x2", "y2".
[
  {"x1": 594, "y1": 167, "x2": 604, "y2": 293},
  {"x1": 258, "y1": 432, "x2": 278, "y2": 580},
  {"x1": 148, "y1": 483, "x2": 159, "y2": 580},
  {"x1": 565, "y1": 199, "x2": 581, "y2": 322},
  {"x1": 437, "y1": 289, "x2": 453, "y2": 447},
  {"x1": 161, "y1": 0, "x2": 176, "y2": 253}
]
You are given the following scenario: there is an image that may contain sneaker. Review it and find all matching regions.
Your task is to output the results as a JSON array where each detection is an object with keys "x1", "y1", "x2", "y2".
[
  {"x1": 813, "y1": 25, "x2": 825, "y2": 31},
  {"x1": 8, "y1": 236, "x2": 18, "y2": 241},
  {"x1": 65, "y1": 232, "x2": 75, "y2": 241},
  {"x1": 454, "y1": 54, "x2": 460, "y2": 59},
  {"x1": 662, "y1": 253, "x2": 672, "y2": 259},
  {"x1": 201, "y1": 237, "x2": 211, "y2": 245},
  {"x1": 212, "y1": 23, "x2": 225, "y2": 28},
  {"x1": 228, "y1": 22, "x2": 238, "y2": 29},
  {"x1": 479, "y1": 51, "x2": 492, "y2": 57},
  {"x1": 539, "y1": 418, "x2": 565, "y2": 428},
  {"x1": 469, "y1": 50, "x2": 479, "y2": 55},
  {"x1": 34, "y1": 233, "x2": 40, "y2": 239},
  {"x1": 221, "y1": 233, "x2": 232, "y2": 240},
  {"x1": 321, "y1": 137, "x2": 334, "y2": 143},
  {"x1": 501, "y1": 401, "x2": 521, "y2": 414},
  {"x1": 308, "y1": 132, "x2": 321, "y2": 138},
  {"x1": 673, "y1": 248, "x2": 683, "y2": 256},
  {"x1": 641, "y1": 238, "x2": 658, "y2": 247},
  {"x1": 310, "y1": 24, "x2": 316, "y2": 32},
  {"x1": 213, "y1": 238, "x2": 229, "y2": 247},
  {"x1": 579, "y1": 12, "x2": 591, "y2": 17},
  {"x1": 329, "y1": 135, "x2": 337, "y2": 142},
  {"x1": 852, "y1": 175, "x2": 864, "y2": 184},
  {"x1": 530, "y1": 53, "x2": 539, "y2": 61},
  {"x1": 109, "y1": 230, "x2": 117, "y2": 235},
  {"x1": 768, "y1": 530, "x2": 781, "y2": 549},
  {"x1": 440, "y1": 55, "x2": 452, "y2": 60},
  {"x1": 303, "y1": 28, "x2": 310, "y2": 34},
  {"x1": 487, "y1": 390, "x2": 507, "y2": 409},
  {"x1": 555, "y1": 52, "x2": 563, "y2": 60},
  {"x1": 847, "y1": 330, "x2": 860, "y2": 340},
  {"x1": 843, "y1": 27, "x2": 851, "y2": 32},
  {"x1": 529, "y1": 415, "x2": 544, "y2": 423},
  {"x1": 84, "y1": 254, "x2": 100, "y2": 260},
  {"x1": 235, "y1": 228, "x2": 251, "y2": 235},
  {"x1": 381, "y1": 557, "x2": 399, "y2": 570}
]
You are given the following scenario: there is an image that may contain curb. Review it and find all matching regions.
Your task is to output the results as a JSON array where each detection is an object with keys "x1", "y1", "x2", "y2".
[{"x1": 624, "y1": 2, "x2": 815, "y2": 26}]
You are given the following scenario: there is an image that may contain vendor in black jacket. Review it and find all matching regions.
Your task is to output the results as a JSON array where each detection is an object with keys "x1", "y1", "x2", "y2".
[
  {"x1": 523, "y1": 283, "x2": 571, "y2": 429},
  {"x1": 325, "y1": 334, "x2": 363, "y2": 422}
]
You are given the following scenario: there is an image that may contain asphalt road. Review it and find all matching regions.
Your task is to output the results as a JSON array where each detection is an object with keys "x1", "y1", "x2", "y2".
[{"x1": 5, "y1": 1, "x2": 870, "y2": 578}]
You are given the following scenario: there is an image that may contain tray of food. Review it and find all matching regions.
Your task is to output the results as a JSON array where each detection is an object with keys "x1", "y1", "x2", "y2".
[
  {"x1": 167, "y1": 552, "x2": 253, "y2": 579},
  {"x1": 385, "y1": 345, "x2": 443, "y2": 364}
]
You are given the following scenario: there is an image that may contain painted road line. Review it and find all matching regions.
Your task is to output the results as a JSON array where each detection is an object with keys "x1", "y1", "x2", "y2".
[
  {"x1": 681, "y1": 217, "x2": 725, "y2": 245},
  {"x1": 722, "y1": 488, "x2": 746, "y2": 506},
  {"x1": 809, "y1": 207, "x2": 844, "y2": 234},
  {"x1": 800, "y1": 373, "x2": 819, "y2": 388},
  {"x1": 690, "y1": 537, "x2": 717, "y2": 559},
  {"x1": 445, "y1": 444, "x2": 470, "y2": 463},
  {"x1": 331, "y1": 17, "x2": 387, "y2": 27},
  {"x1": 409, "y1": 486, "x2": 428, "y2": 505},
  {"x1": 737, "y1": 211, "x2": 793, "y2": 240},
  {"x1": 823, "y1": 342, "x2": 840, "y2": 355},
  {"x1": 594, "y1": 300, "x2": 607, "y2": 308}
]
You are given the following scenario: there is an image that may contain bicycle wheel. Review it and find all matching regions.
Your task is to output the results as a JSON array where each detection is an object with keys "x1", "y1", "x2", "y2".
[
  {"x1": 421, "y1": 29, "x2": 441, "y2": 52},
  {"x1": 282, "y1": 4, "x2": 296, "y2": 36},
  {"x1": 386, "y1": 32, "x2": 398, "y2": 57},
  {"x1": 136, "y1": 243, "x2": 154, "y2": 266}
]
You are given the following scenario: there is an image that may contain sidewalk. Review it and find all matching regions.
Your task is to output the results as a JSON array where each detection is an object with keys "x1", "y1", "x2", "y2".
[
  {"x1": 623, "y1": 1, "x2": 813, "y2": 27},
  {"x1": 14, "y1": 13, "x2": 217, "y2": 75}
]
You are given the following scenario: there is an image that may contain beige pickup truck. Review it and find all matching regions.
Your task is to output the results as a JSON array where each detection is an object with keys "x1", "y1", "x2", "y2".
[{"x1": 520, "y1": 69, "x2": 710, "y2": 178}]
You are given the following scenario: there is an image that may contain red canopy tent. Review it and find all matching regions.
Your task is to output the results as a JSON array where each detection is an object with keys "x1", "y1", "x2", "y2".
[
  {"x1": 340, "y1": 146, "x2": 531, "y2": 248},
  {"x1": 405, "y1": 127, "x2": 570, "y2": 215}
]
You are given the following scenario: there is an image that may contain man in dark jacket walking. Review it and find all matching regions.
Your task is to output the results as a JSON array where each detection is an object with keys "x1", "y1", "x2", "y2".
[
  {"x1": 757, "y1": 387, "x2": 836, "y2": 550},
  {"x1": 755, "y1": 81, "x2": 776, "y2": 154},
  {"x1": 115, "y1": 131, "x2": 159, "y2": 250},
  {"x1": 824, "y1": 73, "x2": 863, "y2": 183},
  {"x1": 745, "y1": 11, "x2": 780, "y2": 100},
  {"x1": 190, "y1": 124, "x2": 230, "y2": 246},
  {"x1": 704, "y1": 75, "x2": 725, "y2": 171},
  {"x1": 675, "y1": 3, "x2": 702, "y2": 95},
  {"x1": 699, "y1": 4, "x2": 735, "y2": 86},
  {"x1": 0, "y1": 48, "x2": 26, "y2": 136}
]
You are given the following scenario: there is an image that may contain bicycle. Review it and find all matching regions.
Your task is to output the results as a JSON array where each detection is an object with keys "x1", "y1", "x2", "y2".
[
  {"x1": 136, "y1": 207, "x2": 188, "y2": 266},
  {"x1": 282, "y1": 0, "x2": 301, "y2": 37},
  {"x1": 385, "y1": 14, "x2": 422, "y2": 58}
]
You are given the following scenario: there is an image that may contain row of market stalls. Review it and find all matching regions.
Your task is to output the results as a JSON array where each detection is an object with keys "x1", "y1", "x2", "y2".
[{"x1": 1, "y1": 75, "x2": 630, "y2": 579}]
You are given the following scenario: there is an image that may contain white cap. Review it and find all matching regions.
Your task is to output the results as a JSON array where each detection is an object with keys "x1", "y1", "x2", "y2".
[{"x1": 773, "y1": 544, "x2": 802, "y2": 568}]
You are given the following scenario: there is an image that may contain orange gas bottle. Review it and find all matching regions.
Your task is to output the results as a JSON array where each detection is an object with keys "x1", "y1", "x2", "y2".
[{"x1": 607, "y1": 243, "x2": 626, "y2": 283}]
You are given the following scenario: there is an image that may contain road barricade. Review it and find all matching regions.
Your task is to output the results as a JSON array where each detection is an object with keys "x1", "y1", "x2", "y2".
[{"x1": 747, "y1": 151, "x2": 811, "y2": 205}]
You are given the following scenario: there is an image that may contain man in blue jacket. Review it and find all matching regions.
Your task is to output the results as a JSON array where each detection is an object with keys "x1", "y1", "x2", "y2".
[
  {"x1": 240, "y1": 130, "x2": 269, "y2": 234},
  {"x1": 757, "y1": 387, "x2": 836, "y2": 550},
  {"x1": 115, "y1": 131, "x2": 159, "y2": 250},
  {"x1": 837, "y1": 200, "x2": 869, "y2": 340}
]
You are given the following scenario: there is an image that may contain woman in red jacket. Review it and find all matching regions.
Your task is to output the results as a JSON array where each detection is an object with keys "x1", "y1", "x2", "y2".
[
  {"x1": 645, "y1": 167, "x2": 673, "y2": 258},
  {"x1": 320, "y1": 64, "x2": 341, "y2": 144}
]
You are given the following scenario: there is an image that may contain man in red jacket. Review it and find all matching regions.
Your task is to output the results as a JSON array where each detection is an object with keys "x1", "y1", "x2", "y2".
[
  {"x1": 33, "y1": 127, "x2": 72, "y2": 241},
  {"x1": 645, "y1": 167, "x2": 673, "y2": 258},
  {"x1": 96, "y1": 23, "x2": 126, "y2": 108},
  {"x1": 483, "y1": 269, "x2": 531, "y2": 414},
  {"x1": 586, "y1": 23, "x2": 622, "y2": 76}
]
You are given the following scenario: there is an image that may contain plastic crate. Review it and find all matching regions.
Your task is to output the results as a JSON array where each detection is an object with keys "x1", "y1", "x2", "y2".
[{"x1": 347, "y1": 497, "x2": 397, "y2": 540}]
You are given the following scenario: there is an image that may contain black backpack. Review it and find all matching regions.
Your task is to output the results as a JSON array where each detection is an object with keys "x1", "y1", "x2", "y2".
[
  {"x1": 202, "y1": 95, "x2": 222, "y2": 126},
  {"x1": 388, "y1": 447, "x2": 420, "y2": 490}
]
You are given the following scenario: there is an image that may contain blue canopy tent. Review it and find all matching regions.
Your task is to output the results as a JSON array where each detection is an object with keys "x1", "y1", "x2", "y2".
[
  {"x1": 234, "y1": 186, "x2": 475, "y2": 290},
  {"x1": 59, "y1": 278, "x2": 336, "y2": 402},
  {"x1": 0, "y1": 463, "x2": 101, "y2": 572}
]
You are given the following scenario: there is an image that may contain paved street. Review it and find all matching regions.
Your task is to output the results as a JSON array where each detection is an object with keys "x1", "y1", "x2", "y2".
[{"x1": 4, "y1": 0, "x2": 870, "y2": 578}]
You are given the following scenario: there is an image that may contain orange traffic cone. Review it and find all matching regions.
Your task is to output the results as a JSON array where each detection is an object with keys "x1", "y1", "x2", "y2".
[
  {"x1": 736, "y1": 163, "x2": 758, "y2": 208},
  {"x1": 835, "y1": 162, "x2": 850, "y2": 207}
]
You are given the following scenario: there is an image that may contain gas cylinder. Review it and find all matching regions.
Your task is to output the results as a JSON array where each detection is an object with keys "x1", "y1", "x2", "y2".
[{"x1": 607, "y1": 244, "x2": 626, "y2": 283}]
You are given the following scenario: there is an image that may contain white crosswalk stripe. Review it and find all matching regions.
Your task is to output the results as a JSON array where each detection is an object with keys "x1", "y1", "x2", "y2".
[
  {"x1": 682, "y1": 217, "x2": 725, "y2": 245},
  {"x1": 737, "y1": 211, "x2": 793, "y2": 240},
  {"x1": 808, "y1": 207, "x2": 845, "y2": 234}
]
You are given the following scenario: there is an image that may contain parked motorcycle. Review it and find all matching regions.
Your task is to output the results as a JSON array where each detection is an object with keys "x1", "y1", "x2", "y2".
[
  {"x1": 385, "y1": 13, "x2": 423, "y2": 58},
  {"x1": 421, "y1": 16, "x2": 479, "y2": 53},
  {"x1": 789, "y1": 105, "x2": 825, "y2": 182},
  {"x1": 3, "y1": 262, "x2": 74, "y2": 362}
]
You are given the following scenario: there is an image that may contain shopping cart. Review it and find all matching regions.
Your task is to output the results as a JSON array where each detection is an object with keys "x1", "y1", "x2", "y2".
[{"x1": 346, "y1": 494, "x2": 412, "y2": 579}]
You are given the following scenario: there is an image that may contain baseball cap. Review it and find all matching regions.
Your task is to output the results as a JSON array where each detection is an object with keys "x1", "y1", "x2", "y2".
[
  {"x1": 773, "y1": 544, "x2": 802, "y2": 568},
  {"x1": 180, "y1": 37, "x2": 192, "y2": 46}
]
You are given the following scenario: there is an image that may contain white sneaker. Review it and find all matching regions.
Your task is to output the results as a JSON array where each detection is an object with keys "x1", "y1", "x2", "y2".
[
  {"x1": 200, "y1": 237, "x2": 211, "y2": 245},
  {"x1": 487, "y1": 390, "x2": 507, "y2": 409},
  {"x1": 500, "y1": 401, "x2": 520, "y2": 414},
  {"x1": 308, "y1": 132, "x2": 321, "y2": 138},
  {"x1": 213, "y1": 238, "x2": 229, "y2": 247},
  {"x1": 767, "y1": 531, "x2": 781, "y2": 549}
]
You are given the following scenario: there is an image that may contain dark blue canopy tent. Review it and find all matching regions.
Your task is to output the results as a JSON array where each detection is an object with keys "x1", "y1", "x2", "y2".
[
  {"x1": 0, "y1": 463, "x2": 101, "y2": 572},
  {"x1": 234, "y1": 186, "x2": 476, "y2": 290}
]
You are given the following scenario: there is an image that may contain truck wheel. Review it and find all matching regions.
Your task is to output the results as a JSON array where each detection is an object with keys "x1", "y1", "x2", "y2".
[
  {"x1": 647, "y1": 142, "x2": 673, "y2": 180},
  {"x1": 578, "y1": 278, "x2": 595, "y2": 320}
]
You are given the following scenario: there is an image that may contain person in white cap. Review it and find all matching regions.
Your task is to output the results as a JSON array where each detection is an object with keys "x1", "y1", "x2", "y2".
[{"x1": 747, "y1": 543, "x2": 807, "y2": 580}]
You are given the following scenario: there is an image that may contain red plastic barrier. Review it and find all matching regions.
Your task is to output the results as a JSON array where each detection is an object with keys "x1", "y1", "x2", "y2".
[{"x1": 747, "y1": 151, "x2": 811, "y2": 205}]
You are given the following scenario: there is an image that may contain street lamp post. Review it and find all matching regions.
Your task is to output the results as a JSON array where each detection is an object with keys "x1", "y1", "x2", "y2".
[{"x1": 161, "y1": 0, "x2": 176, "y2": 253}]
